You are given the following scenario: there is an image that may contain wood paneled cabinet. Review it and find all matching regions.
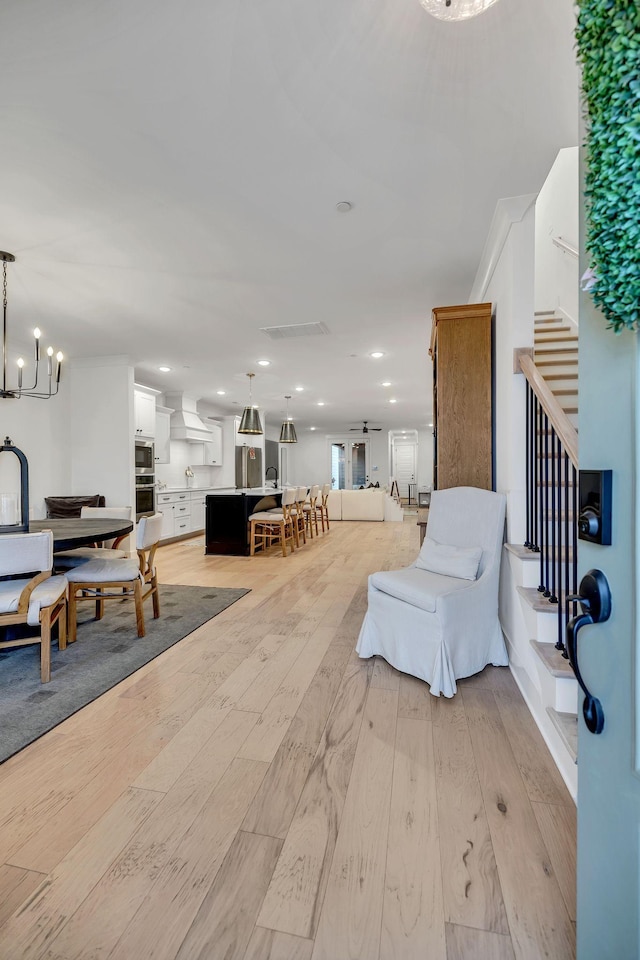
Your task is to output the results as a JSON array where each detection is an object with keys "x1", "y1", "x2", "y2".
[{"x1": 430, "y1": 302, "x2": 493, "y2": 491}]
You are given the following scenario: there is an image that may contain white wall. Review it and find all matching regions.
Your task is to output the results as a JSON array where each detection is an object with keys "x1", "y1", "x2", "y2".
[
  {"x1": 416, "y1": 428, "x2": 434, "y2": 490},
  {"x1": 0, "y1": 384, "x2": 70, "y2": 520},
  {"x1": 471, "y1": 196, "x2": 536, "y2": 544},
  {"x1": 534, "y1": 147, "x2": 579, "y2": 325},
  {"x1": 69, "y1": 356, "x2": 134, "y2": 511}
]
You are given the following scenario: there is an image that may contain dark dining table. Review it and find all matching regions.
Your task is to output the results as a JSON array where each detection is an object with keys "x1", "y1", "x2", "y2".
[{"x1": 28, "y1": 518, "x2": 134, "y2": 551}]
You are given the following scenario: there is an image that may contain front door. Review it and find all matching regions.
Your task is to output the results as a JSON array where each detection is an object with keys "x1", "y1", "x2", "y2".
[
  {"x1": 393, "y1": 440, "x2": 417, "y2": 500},
  {"x1": 577, "y1": 264, "x2": 640, "y2": 952}
]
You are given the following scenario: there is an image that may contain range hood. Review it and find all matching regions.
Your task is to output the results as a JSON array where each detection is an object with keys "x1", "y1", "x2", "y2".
[{"x1": 165, "y1": 392, "x2": 213, "y2": 443}]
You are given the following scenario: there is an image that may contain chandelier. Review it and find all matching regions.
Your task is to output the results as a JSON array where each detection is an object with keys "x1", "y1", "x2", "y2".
[
  {"x1": 1, "y1": 252, "x2": 63, "y2": 399},
  {"x1": 279, "y1": 396, "x2": 297, "y2": 443},
  {"x1": 237, "y1": 372, "x2": 263, "y2": 435},
  {"x1": 418, "y1": 0, "x2": 500, "y2": 21}
]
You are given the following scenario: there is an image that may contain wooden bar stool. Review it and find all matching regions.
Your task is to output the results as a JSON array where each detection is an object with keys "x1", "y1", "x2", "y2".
[
  {"x1": 303, "y1": 485, "x2": 320, "y2": 539},
  {"x1": 318, "y1": 483, "x2": 331, "y2": 532},
  {"x1": 249, "y1": 488, "x2": 296, "y2": 557},
  {"x1": 291, "y1": 486, "x2": 308, "y2": 547}
]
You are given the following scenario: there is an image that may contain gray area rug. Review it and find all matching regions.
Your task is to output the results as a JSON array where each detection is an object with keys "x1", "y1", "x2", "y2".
[{"x1": 0, "y1": 583, "x2": 249, "y2": 764}]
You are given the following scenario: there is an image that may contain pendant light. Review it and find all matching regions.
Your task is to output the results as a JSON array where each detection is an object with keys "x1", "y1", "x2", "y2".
[
  {"x1": 279, "y1": 395, "x2": 297, "y2": 443},
  {"x1": 237, "y1": 372, "x2": 263, "y2": 435},
  {"x1": 418, "y1": 0, "x2": 500, "y2": 21},
  {"x1": 1, "y1": 252, "x2": 64, "y2": 399}
]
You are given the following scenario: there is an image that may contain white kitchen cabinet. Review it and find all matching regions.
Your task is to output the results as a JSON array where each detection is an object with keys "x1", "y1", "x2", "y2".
[
  {"x1": 190, "y1": 423, "x2": 223, "y2": 466},
  {"x1": 157, "y1": 503, "x2": 175, "y2": 540},
  {"x1": 190, "y1": 495, "x2": 206, "y2": 531},
  {"x1": 134, "y1": 389, "x2": 157, "y2": 438},
  {"x1": 155, "y1": 406, "x2": 173, "y2": 464},
  {"x1": 156, "y1": 490, "x2": 195, "y2": 540}
]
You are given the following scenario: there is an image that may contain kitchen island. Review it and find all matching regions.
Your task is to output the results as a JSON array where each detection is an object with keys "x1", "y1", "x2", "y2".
[{"x1": 205, "y1": 488, "x2": 283, "y2": 556}]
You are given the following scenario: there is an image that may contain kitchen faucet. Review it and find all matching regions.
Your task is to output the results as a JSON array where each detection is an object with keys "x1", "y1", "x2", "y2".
[{"x1": 265, "y1": 466, "x2": 278, "y2": 488}]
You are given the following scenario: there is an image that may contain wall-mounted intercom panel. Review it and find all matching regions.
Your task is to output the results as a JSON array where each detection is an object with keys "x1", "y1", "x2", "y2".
[{"x1": 578, "y1": 470, "x2": 612, "y2": 545}]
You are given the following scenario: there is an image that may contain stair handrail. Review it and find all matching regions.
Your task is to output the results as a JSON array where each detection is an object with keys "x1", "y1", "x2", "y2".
[{"x1": 519, "y1": 353, "x2": 578, "y2": 469}]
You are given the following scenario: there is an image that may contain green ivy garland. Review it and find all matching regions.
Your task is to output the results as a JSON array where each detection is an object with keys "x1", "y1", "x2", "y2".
[{"x1": 575, "y1": 0, "x2": 640, "y2": 332}]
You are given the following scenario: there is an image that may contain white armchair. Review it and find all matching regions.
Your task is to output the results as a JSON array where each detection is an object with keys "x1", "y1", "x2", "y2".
[{"x1": 356, "y1": 486, "x2": 507, "y2": 697}]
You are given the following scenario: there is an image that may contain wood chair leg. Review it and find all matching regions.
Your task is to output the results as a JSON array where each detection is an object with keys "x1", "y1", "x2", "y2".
[
  {"x1": 40, "y1": 610, "x2": 52, "y2": 683},
  {"x1": 250, "y1": 520, "x2": 257, "y2": 556},
  {"x1": 95, "y1": 588, "x2": 105, "y2": 621},
  {"x1": 57, "y1": 599, "x2": 67, "y2": 651},
  {"x1": 68, "y1": 587, "x2": 78, "y2": 643},
  {"x1": 134, "y1": 579, "x2": 145, "y2": 637},
  {"x1": 151, "y1": 573, "x2": 160, "y2": 618}
]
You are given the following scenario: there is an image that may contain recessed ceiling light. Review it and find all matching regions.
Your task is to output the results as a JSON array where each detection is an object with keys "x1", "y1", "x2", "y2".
[
  {"x1": 216, "y1": 390, "x2": 226, "y2": 395},
  {"x1": 381, "y1": 381, "x2": 391, "y2": 387},
  {"x1": 336, "y1": 201, "x2": 352, "y2": 213},
  {"x1": 317, "y1": 401, "x2": 325, "y2": 406},
  {"x1": 158, "y1": 366, "x2": 171, "y2": 373},
  {"x1": 370, "y1": 352, "x2": 384, "y2": 359},
  {"x1": 295, "y1": 386, "x2": 304, "y2": 391},
  {"x1": 389, "y1": 398, "x2": 397, "y2": 404},
  {"x1": 310, "y1": 426, "x2": 317, "y2": 431},
  {"x1": 257, "y1": 359, "x2": 270, "y2": 366}
]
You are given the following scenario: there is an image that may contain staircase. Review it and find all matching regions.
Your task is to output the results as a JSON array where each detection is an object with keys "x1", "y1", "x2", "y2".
[
  {"x1": 533, "y1": 310, "x2": 579, "y2": 430},
  {"x1": 503, "y1": 311, "x2": 579, "y2": 797}
]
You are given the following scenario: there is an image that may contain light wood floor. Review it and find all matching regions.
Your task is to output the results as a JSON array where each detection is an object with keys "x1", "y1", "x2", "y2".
[{"x1": 0, "y1": 518, "x2": 576, "y2": 959}]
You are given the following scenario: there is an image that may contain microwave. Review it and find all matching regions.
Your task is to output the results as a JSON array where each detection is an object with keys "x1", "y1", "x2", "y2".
[{"x1": 135, "y1": 439, "x2": 155, "y2": 475}]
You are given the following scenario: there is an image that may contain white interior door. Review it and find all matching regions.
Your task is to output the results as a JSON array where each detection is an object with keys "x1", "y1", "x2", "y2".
[{"x1": 393, "y1": 442, "x2": 417, "y2": 499}]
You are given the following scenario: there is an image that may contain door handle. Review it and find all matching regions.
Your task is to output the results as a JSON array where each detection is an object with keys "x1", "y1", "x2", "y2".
[{"x1": 565, "y1": 568, "x2": 611, "y2": 735}]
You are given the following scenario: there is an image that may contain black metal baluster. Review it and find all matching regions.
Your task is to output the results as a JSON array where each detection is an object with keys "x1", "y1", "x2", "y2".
[
  {"x1": 529, "y1": 388, "x2": 540, "y2": 552},
  {"x1": 557, "y1": 449, "x2": 569, "y2": 652},
  {"x1": 572, "y1": 460, "x2": 578, "y2": 597},
  {"x1": 541, "y1": 412, "x2": 550, "y2": 596},
  {"x1": 549, "y1": 428, "x2": 558, "y2": 603},
  {"x1": 525, "y1": 384, "x2": 531, "y2": 548},
  {"x1": 538, "y1": 399, "x2": 545, "y2": 590}
]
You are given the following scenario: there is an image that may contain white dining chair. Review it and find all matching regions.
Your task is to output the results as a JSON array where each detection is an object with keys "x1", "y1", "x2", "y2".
[
  {"x1": 66, "y1": 513, "x2": 163, "y2": 642},
  {"x1": 0, "y1": 531, "x2": 68, "y2": 682}
]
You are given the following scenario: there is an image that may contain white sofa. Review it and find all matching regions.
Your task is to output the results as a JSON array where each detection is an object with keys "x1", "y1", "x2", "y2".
[{"x1": 327, "y1": 489, "x2": 403, "y2": 522}]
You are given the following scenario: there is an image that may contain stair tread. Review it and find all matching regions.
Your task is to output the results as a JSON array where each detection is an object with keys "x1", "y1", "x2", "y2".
[
  {"x1": 547, "y1": 708, "x2": 578, "y2": 763},
  {"x1": 530, "y1": 639, "x2": 576, "y2": 678},
  {"x1": 535, "y1": 347, "x2": 579, "y2": 356},
  {"x1": 505, "y1": 543, "x2": 539, "y2": 561},
  {"x1": 517, "y1": 585, "x2": 575, "y2": 612},
  {"x1": 536, "y1": 358, "x2": 579, "y2": 366},
  {"x1": 533, "y1": 326, "x2": 578, "y2": 343},
  {"x1": 535, "y1": 332, "x2": 577, "y2": 342},
  {"x1": 543, "y1": 372, "x2": 579, "y2": 381}
]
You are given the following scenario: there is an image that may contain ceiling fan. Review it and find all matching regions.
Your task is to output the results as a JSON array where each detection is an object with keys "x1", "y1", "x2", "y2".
[{"x1": 350, "y1": 420, "x2": 382, "y2": 434}]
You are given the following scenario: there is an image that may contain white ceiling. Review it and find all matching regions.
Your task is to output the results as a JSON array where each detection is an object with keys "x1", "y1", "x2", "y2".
[{"x1": 0, "y1": 0, "x2": 578, "y2": 433}]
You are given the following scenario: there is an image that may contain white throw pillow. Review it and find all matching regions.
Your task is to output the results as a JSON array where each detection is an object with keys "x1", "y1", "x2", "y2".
[{"x1": 415, "y1": 537, "x2": 482, "y2": 581}]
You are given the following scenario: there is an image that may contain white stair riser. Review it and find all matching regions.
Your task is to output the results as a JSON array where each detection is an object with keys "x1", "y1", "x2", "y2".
[
  {"x1": 517, "y1": 595, "x2": 559, "y2": 644},
  {"x1": 534, "y1": 656, "x2": 578, "y2": 713}
]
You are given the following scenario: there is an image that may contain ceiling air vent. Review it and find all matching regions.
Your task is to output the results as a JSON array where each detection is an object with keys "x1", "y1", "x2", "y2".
[{"x1": 260, "y1": 322, "x2": 330, "y2": 340}]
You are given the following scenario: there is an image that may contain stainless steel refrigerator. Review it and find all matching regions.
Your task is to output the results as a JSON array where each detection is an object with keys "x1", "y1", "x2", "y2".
[{"x1": 235, "y1": 445, "x2": 263, "y2": 489}]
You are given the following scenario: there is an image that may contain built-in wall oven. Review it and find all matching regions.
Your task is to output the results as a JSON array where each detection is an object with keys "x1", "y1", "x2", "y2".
[
  {"x1": 135, "y1": 475, "x2": 156, "y2": 520},
  {"x1": 135, "y1": 440, "x2": 156, "y2": 519}
]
